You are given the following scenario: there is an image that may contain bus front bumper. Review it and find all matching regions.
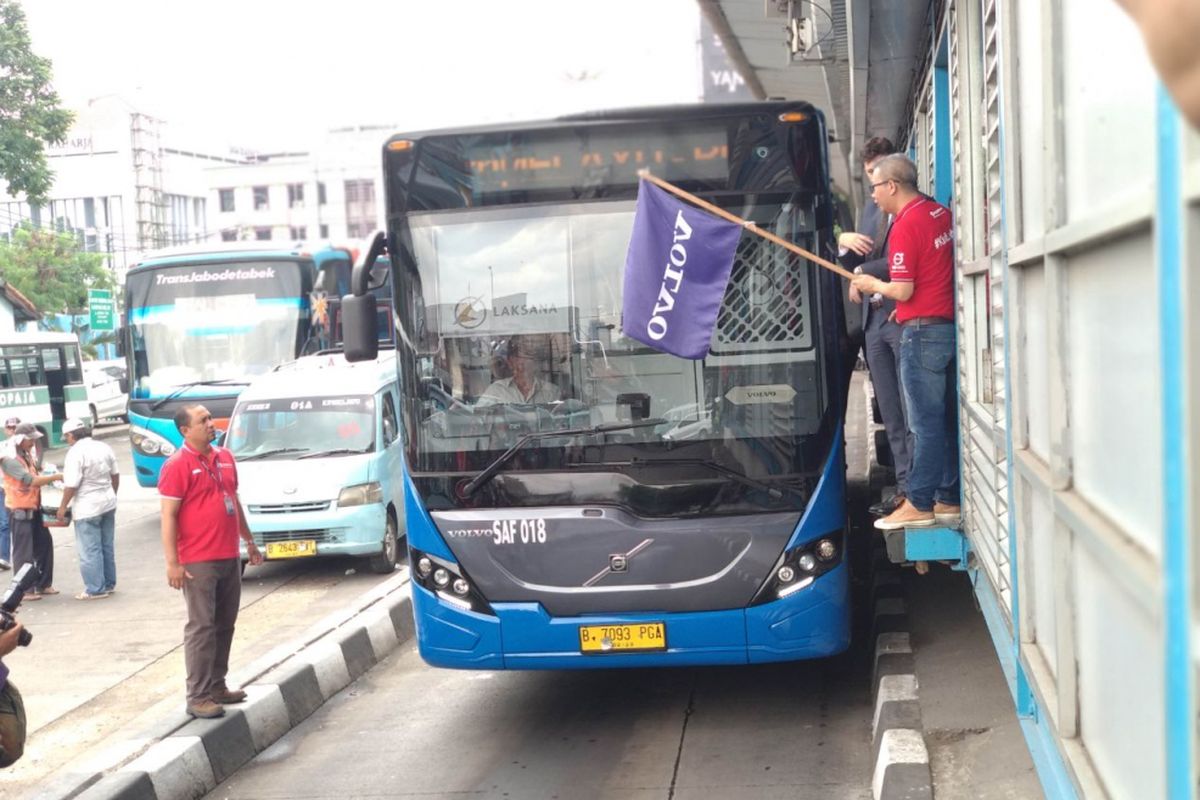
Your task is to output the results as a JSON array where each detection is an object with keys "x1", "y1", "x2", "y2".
[{"x1": 410, "y1": 561, "x2": 851, "y2": 670}]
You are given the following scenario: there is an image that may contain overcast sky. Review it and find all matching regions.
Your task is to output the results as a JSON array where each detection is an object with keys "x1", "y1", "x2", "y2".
[{"x1": 23, "y1": 0, "x2": 704, "y2": 151}]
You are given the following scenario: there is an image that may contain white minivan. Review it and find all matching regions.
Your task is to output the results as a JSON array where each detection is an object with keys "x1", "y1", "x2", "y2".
[{"x1": 225, "y1": 352, "x2": 405, "y2": 573}]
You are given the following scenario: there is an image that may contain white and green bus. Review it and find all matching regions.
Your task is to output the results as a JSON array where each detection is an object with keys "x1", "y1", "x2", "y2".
[{"x1": 0, "y1": 332, "x2": 90, "y2": 446}]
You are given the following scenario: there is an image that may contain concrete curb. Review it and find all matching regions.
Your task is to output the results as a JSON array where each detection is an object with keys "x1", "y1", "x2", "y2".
[
  {"x1": 35, "y1": 571, "x2": 414, "y2": 800},
  {"x1": 870, "y1": 558, "x2": 933, "y2": 800}
]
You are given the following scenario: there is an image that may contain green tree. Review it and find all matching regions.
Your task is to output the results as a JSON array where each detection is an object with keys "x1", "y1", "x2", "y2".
[
  {"x1": 0, "y1": 223, "x2": 112, "y2": 320},
  {"x1": 0, "y1": 0, "x2": 73, "y2": 205}
]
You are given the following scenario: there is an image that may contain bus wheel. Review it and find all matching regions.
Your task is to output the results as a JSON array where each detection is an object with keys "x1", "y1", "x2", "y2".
[
  {"x1": 368, "y1": 513, "x2": 399, "y2": 574},
  {"x1": 89, "y1": 405, "x2": 99, "y2": 428}
]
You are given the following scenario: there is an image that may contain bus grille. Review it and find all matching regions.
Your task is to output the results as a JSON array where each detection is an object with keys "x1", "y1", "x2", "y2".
[
  {"x1": 715, "y1": 234, "x2": 812, "y2": 352},
  {"x1": 248, "y1": 501, "x2": 331, "y2": 514}
]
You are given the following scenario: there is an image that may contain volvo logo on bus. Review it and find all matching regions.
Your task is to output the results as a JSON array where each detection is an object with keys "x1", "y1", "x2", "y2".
[{"x1": 584, "y1": 539, "x2": 654, "y2": 586}]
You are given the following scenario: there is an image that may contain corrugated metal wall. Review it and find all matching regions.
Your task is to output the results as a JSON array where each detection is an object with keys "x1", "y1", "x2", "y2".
[{"x1": 907, "y1": 1, "x2": 1198, "y2": 797}]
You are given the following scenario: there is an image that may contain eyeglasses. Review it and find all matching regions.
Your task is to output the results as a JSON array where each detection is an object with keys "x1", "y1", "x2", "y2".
[{"x1": 870, "y1": 180, "x2": 893, "y2": 190}]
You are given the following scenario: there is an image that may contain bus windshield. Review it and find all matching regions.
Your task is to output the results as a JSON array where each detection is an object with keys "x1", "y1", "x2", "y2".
[
  {"x1": 406, "y1": 199, "x2": 823, "y2": 474},
  {"x1": 126, "y1": 260, "x2": 309, "y2": 399}
]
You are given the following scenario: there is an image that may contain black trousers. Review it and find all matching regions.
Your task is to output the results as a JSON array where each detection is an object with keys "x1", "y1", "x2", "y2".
[
  {"x1": 864, "y1": 307, "x2": 913, "y2": 494},
  {"x1": 10, "y1": 511, "x2": 53, "y2": 590},
  {"x1": 180, "y1": 558, "x2": 242, "y2": 705}
]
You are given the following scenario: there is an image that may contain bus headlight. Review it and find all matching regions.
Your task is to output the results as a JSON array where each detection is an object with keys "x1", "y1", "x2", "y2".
[
  {"x1": 337, "y1": 482, "x2": 382, "y2": 507},
  {"x1": 409, "y1": 546, "x2": 494, "y2": 616},
  {"x1": 750, "y1": 532, "x2": 845, "y2": 605},
  {"x1": 130, "y1": 427, "x2": 176, "y2": 458},
  {"x1": 815, "y1": 538, "x2": 838, "y2": 562}
]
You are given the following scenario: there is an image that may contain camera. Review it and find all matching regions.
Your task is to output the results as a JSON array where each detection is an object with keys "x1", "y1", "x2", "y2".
[{"x1": 0, "y1": 564, "x2": 38, "y2": 647}]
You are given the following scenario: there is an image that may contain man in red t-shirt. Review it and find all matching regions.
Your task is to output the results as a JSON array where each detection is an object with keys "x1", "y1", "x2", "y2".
[
  {"x1": 160, "y1": 404, "x2": 262, "y2": 719},
  {"x1": 851, "y1": 154, "x2": 961, "y2": 536}
]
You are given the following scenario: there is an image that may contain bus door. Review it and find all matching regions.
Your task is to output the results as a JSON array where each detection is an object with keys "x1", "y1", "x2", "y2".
[{"x1": 40, "y1": 345, "x2": 68, "y2": 423}]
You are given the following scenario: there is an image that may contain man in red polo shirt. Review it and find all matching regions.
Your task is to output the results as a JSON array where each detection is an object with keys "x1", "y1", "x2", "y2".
[
  {"x1": 160, "y1": 404, "x2": 262, "y2": 719},
  {"x1": 851, "y1": 153, "x2": 961, "y2": 534}
]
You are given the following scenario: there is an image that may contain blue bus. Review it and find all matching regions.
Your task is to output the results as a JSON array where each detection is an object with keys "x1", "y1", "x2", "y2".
[
  {"x1": 341, "y1": 101, "x2": 855, "y2": 668},
  {"x1": 122, "y1": 242, "x2": 393, "y2": 487}
]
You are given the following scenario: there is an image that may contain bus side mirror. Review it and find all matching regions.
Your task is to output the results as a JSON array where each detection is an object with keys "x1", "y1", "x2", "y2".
[
  {"x1": 318, "y1": 266, "x2": 339, "y2": 294},
  {"x1": 342, "y1": 294, "x2": 379, "y2": 362},
  {"x1": 352, "y1": 231, "x2": 388, "y2": 296},
  {"x1": 115, "y1": 326, "x2": 127, "y2": 358}
]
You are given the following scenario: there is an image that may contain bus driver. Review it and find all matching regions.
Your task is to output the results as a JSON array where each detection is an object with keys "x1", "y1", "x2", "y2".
[{"x1": 477, "y1": 335, "x2": 561, "y2": 405}]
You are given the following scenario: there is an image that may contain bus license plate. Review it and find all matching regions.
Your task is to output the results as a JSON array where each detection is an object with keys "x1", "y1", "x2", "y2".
[
  {"x1": 579, "y1": 622, "x2": 666, "y2": 653},
  {"x1": 265, "y1": 540, "x2": 317, "y2": 559}
]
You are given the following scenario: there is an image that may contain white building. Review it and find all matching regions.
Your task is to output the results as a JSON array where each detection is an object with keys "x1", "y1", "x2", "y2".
[
  {"x1": 0, "y1": 99, "x2": 394, "y2": 286},
  {"x1": 0, "y1": 95, "x2": 246, "y2": 284},
  {"x1": 204, "y1": 125, "x2": 392, "y2": 245}
]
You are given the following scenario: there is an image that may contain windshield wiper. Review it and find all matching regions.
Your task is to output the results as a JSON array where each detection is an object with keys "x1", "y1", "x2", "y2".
[
  {"x1": 236, "y1": 447, "x2": 311, "y2": 461},
  {"x1": 150, "y1": 379, "x2": 250, "y2": 411},
  {"x1": 570, "y1": 457, "x2": 788, "y2": 500},
  {"x1": 296, "y1": 447, "x2": 370, "y2": 459},
  {"x1": 460, "y1": 418, "x2": 665, "y2": 498}
]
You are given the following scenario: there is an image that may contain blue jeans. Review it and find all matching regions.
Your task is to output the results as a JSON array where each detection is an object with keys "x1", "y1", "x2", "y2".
[
  {"x1": 899, "y1": 323, "x2": 961, "y2": 511},
  {"x1": 75, "y1": 509, "x2": 116, "y2": 595}
]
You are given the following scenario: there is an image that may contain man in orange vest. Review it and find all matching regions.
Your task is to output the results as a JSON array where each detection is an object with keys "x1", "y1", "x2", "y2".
[{"x1": 0, "y1": 425, "x2": 62, "y2": 598}]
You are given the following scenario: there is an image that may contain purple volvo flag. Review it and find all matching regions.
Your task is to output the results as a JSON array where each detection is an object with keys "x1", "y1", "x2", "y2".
[{"x1": 621, "y1": 180, "x2": 742, "y2": 359}]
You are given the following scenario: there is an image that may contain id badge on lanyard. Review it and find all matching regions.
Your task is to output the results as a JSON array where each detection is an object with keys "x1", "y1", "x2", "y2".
[{"x1": 202, "y1": 455, "x2": 236, "y2": 516}]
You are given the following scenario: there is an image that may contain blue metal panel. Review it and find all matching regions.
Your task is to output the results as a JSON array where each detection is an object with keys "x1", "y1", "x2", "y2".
[
  {"x1": 903, "y1": 526, "x2": 969, "y2": 567},
  {"x1": 932, "y1": 64, "x2": 953, "y2": 207},
  {"x1": 1156, "y1": 84, "x2": 1193, "y2": 800}
]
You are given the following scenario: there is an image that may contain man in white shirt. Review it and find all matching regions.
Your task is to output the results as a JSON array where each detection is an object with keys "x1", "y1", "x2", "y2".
[
  {"x1": 56, "y1": 419, "x2": 119, "y2": 600},
  {"x1": 478, "y1": 335, "x2": 561, "y2": 406}
]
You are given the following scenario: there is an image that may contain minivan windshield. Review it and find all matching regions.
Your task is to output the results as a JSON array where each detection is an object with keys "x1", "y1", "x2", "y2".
[{"x1": 227, "y1": 395, "x2": 375, "y2": 460}]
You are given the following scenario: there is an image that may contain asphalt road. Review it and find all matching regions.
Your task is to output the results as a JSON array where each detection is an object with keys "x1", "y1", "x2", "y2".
[
  {"x1": 208, "y1": 643, "x2": 875, "y2": 800},
  {"x1": 2, "y1": 423, "x2": 402, "y2": 795},
  {"x1": 204, "y1": 384, "x2": 883, "y2": 800}
]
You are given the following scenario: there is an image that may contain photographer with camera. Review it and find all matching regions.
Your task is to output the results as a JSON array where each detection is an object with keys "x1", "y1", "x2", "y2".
[
  {"x1": 0, "y1": 563, "x2": 37, "y2": 768},
  {"x1": 0, "y1": 621, "x2": 27, "y2": 768},
  {"x1": 1, "y1": 425, "x2": 62, "y2": 599}
]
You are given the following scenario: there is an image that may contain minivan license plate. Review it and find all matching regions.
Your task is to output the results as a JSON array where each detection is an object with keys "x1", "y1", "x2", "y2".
[
  {"x1": 579, "y1": 622, "x2": 666, "y2": 653},
  {"x1": 266, "y1": 540, "x2": 316, "y2": 559}
]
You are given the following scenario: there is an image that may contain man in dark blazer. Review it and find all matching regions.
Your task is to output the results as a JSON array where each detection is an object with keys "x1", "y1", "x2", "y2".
[{"x1": 840, "y1": 137, "x2": 911, "y2": 516}]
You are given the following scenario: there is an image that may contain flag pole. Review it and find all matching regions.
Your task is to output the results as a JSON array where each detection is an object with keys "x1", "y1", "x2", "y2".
[{"x1": 638, "y1": 170, "x2": 858, "y2": 281}]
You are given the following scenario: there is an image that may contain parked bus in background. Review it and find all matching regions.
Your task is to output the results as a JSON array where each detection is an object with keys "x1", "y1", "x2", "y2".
[
  {"x1": 121, "y1": 242, "x2": 394, "y2": 487},
  {"x1": 0, "y1": 332, "x2": 91, "y2": 446},
  {"x1": 338, "y1": 101, "x2": 857, "y2": 669}
]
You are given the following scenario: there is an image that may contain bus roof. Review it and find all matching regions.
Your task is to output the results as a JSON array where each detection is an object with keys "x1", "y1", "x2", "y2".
[
  {"x1": 128, "y1": 242, "x2": 318, "y2": 274},
  {"x1": 382, "y1": 100, "x2": 821, "y2": 146},
  {"x1": 0, "y1": 331, "x2": 81, "y2": 346},
  {"x1": 237, "y1": 352, "x2": 397, "y2": 402}
]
